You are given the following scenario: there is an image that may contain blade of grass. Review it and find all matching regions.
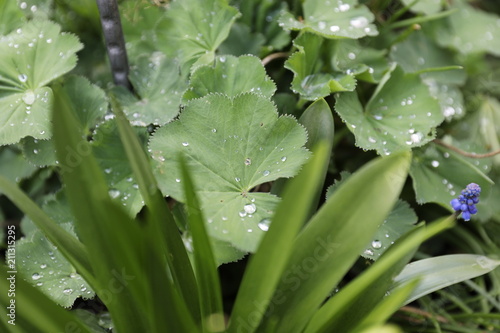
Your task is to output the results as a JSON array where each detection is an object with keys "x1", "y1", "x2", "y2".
[
  {"x1": 112, "y1": 99, "x2": 201, "y2": 321},
  {"x1": 0, "y1": 266, "x2": 92, "y2": 333},
  {"x1": 0, "y1": 175, "x2": 94, "y2": 285},
  {"x1": 392, "y1": 254, "x2": 500, "y2": 305},
  {"x1": 305, "y1": 216, "x2": 455, "y2": 333},
  {"x1": 53, "y1": 86, "x2": 197, "y2": 332},
  {"x1": 263, "y1": 151, "x2": 412, "y2": 333},
  {"x1": 227, "y1": 141, "x2": 331, "y2": 333},
  {"x1": 180, "y1": 155, "x2": 225, "y2": 332}
]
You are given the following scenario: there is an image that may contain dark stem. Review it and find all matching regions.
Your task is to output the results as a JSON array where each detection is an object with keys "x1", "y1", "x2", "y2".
[
  {"x1": 96, "y1": 0, "x2": 132, "y2": 91},
  {"x1": 261, "y1": 52, "x2": 289, "y2": 66},
  {"x1": 433, "y1": 139, "x2": 500, "y2": 159}
]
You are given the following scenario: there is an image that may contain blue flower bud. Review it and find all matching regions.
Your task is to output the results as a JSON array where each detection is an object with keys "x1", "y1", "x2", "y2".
[{"x1": 450, "y1": 183, "x2": 481, "y2": 221}]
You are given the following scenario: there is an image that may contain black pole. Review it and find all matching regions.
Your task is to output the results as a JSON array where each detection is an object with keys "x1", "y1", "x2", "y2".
[{"x1": 96, "y1": 0, "x2": 133, "y2": 91}]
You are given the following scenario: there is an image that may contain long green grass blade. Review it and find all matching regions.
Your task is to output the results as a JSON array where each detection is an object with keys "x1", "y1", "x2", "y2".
[
  {"x1": 0, "y1": 175, "x2": 94, "y2": 285},
  {"x1": 0, "y1": 266, "x2": 91, "y2": 333},
  {"x1": 264, "y1": 151, "x2": 412, "y2": 333},
  {"x1": 112, "y1": 101, "x2": 201, "y2": 321},
  {"x1": 228, "y1": 142, "x2": 331, "y2": 333},
  {"x1": 306, "y1": 216, "x2": 455, "y2": 332},
  {"x1": 391, "y1": 254, "x2": 500, "y2": 305},
  {"x1": 180, "y1": 156, "x2": 225, "y2": 332}
]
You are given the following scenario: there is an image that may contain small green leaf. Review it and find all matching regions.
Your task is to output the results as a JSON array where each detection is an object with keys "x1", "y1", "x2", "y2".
[
  {"x1": 150, "y1": 93, "x2": 310, "y2": 252},
  {"x1": 156, "y1": 0, "x2": 241, "y2": 69},
  {"x1": 112, "y1": 52, "x2": 187, "y2": 126},
  {"x1": 391, "y1": 254, "x2": 500, "y2": 305},
  {"x1": 21, "y1": 76, "x2": 107, "y2": 167},
  {"x1": 285, "y1": 33, "x2": 356, "y2": 100},
  {"x1": 335, "y1": 65, "x2": 443, "y2": 155},
  {"x1": 426, "y1": 1, "x2": 500, "y2": 56},
  {"x1": 183, "y1": 55, "x2": 276, "y2": 102},
  {"x1": 0, "y1": 20, "x2": 83, "y2": 145},
  {"x1": 401, "y1": 0, "x2": 442, "y2": 15},
  {"x1": 409, "y1": 143, "x2": 493, "y2": 207},
  {"x1": 217, "y1": 23, "x2": 266, "y2": 56},
  {"x1": 278, "y1": 0, "x2": 378, "y2": 39},
  {"x1": 0, "y1": 146, "x2": 37, "y2": 182}
]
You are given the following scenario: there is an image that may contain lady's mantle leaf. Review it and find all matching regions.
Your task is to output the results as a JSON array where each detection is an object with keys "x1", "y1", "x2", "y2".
[
  {"x1": 335, "y1": 65, "x2": 443, "y2": 155},
  {"x1": 286, "y1": 33, "x2": 356, "y2": 101},
  {"x1": 18, "y1": 194, "x2": 94, "y2": 308},
  {"x1": 183, "y1": 55, "x2": 276, "y2": 102},
  {"x1": 278, "y1": 0, "x2": 378, "y2": 39},
  {"x1": 0, "y1": 20, "x2": 82, "y2": 145},
  {"x1": 149, "y1": 93, "x2": 310, "y2": 252},
  {"x1": 112, "y1": 52, "x2": 187, "y2": 126},
  {"x1": 401, "y1": 0, "x2": 442, "y2": 15},
  {"x1": 156, "y1": 0, "x2": 240, "y2": 70}
]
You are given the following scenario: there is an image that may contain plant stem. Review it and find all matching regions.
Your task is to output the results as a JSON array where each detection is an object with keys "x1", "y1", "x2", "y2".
[
  {"x1": 261, "y1": 52, "x2": 289, "y2": 66},
  {"x1": 96, "y1": 0, "x2": 132, "y2": 91},
  {"x1": 433, "y1": 139, "x2": 500, "y2": 158}
]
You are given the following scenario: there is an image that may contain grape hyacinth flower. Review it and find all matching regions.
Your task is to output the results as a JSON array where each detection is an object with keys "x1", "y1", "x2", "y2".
[{"x1": 450, "y1": 183, "x2": 481, "y2": 221}]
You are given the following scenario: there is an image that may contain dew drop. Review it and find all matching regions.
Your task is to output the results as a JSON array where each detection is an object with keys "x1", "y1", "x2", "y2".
[
  {"x1": 239, "y1": 211, "x2": 247, "y2": 217},
  {"x1": 431, "y1": 160, "x2": 440, "y2": 168},
  {"x1": 211, "y1": 128, "x2": 217, "y2": 133},
  {"x1": 108, "y1": 189, "x2": 121, "y2": 199},
  {"x1": 175, "y1": 178, "x2": 181, "y2": 183},
  {"x1": 104, "y1": 168, "x2": 112, "y2": 174},
  {"x1": 46, "y1": 38, "x2": 52, "y2": 43},
  {"x1": 281, "y1": 156, "x2": 287, "y2": 162},
  {"x1": 364, "y1": 249, "x2": 374, "y2": 256},
  {"x1": 258, "y1": 218, "x2": 271, "y2": 231},
  {"x1": 318, "y1": 21, "x2": 326, "y2": 29},
  {"x1": 235, "y1": 177, "x2": 241, "y2": 182},
  {"x1": 339, "y1": 3, "x2": 350, "y2": 11},
  {"x1": 63, "y1": 288, "x2": 73, "y2": 295},
  {"x1": 32, "y1": 273, "x2": 42, "y2": 280},
  {"x1": 22, "y1": 90, "x2": 36, "y2": 105},
  {"x1": 18, "y1": 74, "x2": 28, "y2": 82},
  {"x1": 40, "y1": 264, "x2": 47, "y2": 269},
  {"x1": 371, "y1": 240, "x2": 382, "y2": 249},
  {"x1": 329, "y1": 25, "x2": 340, "y2": 32},
  {"x1": 348, "y1": 52, "x2": 356, "y2": 60},
  {"x1": 244, "y1": 203, "x2": 256, "y2": 214},
  {"x1": 244, "y1": 158, "x2": 252, "y2": 166},
  {"x1": 350, "y1": 16, "x2": 369, "y2": 28},
  {"x1": 263, "y1": 170, "x2": 270, "y2": 176},
  {"x1": 368, "y1": 136, "x2": 377, "y2": 143},
  {"x1": 182, "y1": 142, "x2": 189, "y2": 147}
]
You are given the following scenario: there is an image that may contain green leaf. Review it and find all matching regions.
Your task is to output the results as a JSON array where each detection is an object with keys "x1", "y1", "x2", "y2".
[
  {"x1": 217, "y1": 23, "x2": 266, "y2": 56},
  {"x1": 21, "y1": 76, "x2": 107, "y2": 167},
  {"x1": 91, "y1": 119, "x2": 147, "y2": 217},
  {"x1": 112, "y1": 52, "x2": 187, "y2": 126},
  {"x1": 285, "y1": 33, "x2": 356, "y2": 100},
  {"x1": 390, "y1": 30, "x2": 466, "y2": 86},
  {"x1": 426, "y1": 1, "x2": 500, "y2": 56},
  {"x1": 390, "y1": 254, "x2": 500, "y2": 305},
  {"x1": 156, "y1": 0, "x2": 240, "y2": 70},
  {"x1": 150, "y1": 93, "x2": 310, "y2": 253},
  {"x1": 401, "y1": 0, "x2": 442, "y2": 15},
  {"x1": 0, "y1": 20, "x2": 83, "y2": 145},
  {"x1": 0, "y1": 146, "x2": 37, "y2": 183},
  {"x1": 260, "y1": 151, "x2": 411, "y2": 333},
  {"x1": 228, "y1": 142, "x2": 331, "y2": 333},
  {"x1": 409, "y1": 143, "x2": 493, "y2": 207},
  {"x1": 16, "y1": 228, "x2": 95, "y2": 308},
  {"x1": 278, "y1": 0, "x2": 378, "y2": 39},
  {"x1": 334, "y1": 65, "x2": 443, "y2": 155},
  {"x1": 183, "y1": 55, "x2": 276, "y2": 102},
  {"x1": 0, "y1": 265, "x2": 92, "y2": 333},
  {"x1": 361, "y1": 200, "x2": 418, "y2": 260},
  {"x1": 0, "y1": 0, "x2": 24, "y2": 35}
]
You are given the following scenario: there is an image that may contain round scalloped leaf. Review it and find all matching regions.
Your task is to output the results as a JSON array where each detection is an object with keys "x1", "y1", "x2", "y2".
[
  {"x1": 278, "y1": 0, "x2": 378, "y2": 39},
  {"x1": 16, "y1": 229, "x2": 95, "y2": 308},
  {"x1": 390, "y1": 31, "x2": 466, "y2": 86},
  {"x1": 156, "y1": 0, "x2": 241, "y2": 70},
  {"x1": 92, "y1": 119, "x2": 147, "y2": 217},
  {"x1": 183, "y1": 55, "x2": 276, "y2": 102},
  {"x1": 149, "y1": 93, "x2": 310, "y2": 252},
  {"x1": 409, "y1": 144, "x2": 493, "y2": 207},
  {"x1": 286, "y1": 33, "x2": 356, "y2": 100},
  {"x1": 0, "y1": 20, "x2": 83, "y2": 145},
  {"x1": 361, "y1": 200, "x2": 418, "y2": 260},
  {"x1": 18, "y1": 193, "x2": 94, "y2": 308},
  {"x1": 426, "y1": 1, "x2": 500, "y2": 56},
  {"x1": 335, "y1": 65, "x2": 443, "y2": 155},
  {"x1": 112, "y1": 52, "x2": 187, "y2": 126}
]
